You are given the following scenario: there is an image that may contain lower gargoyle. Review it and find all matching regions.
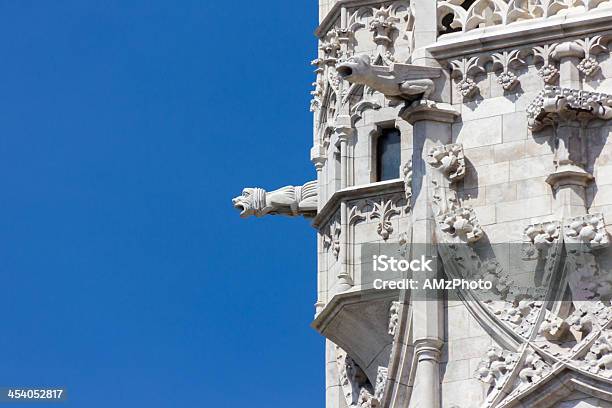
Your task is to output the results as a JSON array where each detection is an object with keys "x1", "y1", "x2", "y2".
[{"x1": 232, "y1": 180, "x2": 317, "y2": 218}]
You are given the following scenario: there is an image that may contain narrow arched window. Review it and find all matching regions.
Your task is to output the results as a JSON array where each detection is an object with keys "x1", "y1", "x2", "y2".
[{"x1": 376, "y1": 128, "x2": 401, "y2": 182}]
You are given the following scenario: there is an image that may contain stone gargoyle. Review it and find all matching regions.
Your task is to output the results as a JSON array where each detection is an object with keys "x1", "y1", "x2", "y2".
[
  {"x1": 336, "y1": 54, "x2": 441, "y2": 101},
  {"x1": 232, "y1": 180, "x2": 317, "y2": 218}
]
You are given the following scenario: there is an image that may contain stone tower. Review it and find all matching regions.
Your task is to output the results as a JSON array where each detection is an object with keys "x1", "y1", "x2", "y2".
[{"x1": 233, "y1": 0, "x2": 612, "y2": 407}]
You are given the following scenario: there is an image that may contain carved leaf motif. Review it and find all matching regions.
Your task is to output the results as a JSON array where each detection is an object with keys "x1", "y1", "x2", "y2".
[
  {"x1": 575, "y1": 36, "x2": 608, "y2": 76},
  {"x1": 491, "y1": 50, "x2": 525, "y2": 90},
  {"x1": 579, "y1": 330, "x2": 612, "y2": 378},
  {"x1": 323, "y1": 217, "x2": 342, "y2": 260},
  {"x1": 533, "y1": 43, "x2": 559, "y2": 83},
  {"x1": 450, "y1": 57, "x2": 483, "y2": 98},
  {"x1": 369, "y1": 198, "x2": 401, "y2": 240}
]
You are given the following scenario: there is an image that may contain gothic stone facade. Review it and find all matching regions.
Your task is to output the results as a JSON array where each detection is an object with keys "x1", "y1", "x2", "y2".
[{"x1": 233, "y1": 1, "x2": 612, "y2": 407}]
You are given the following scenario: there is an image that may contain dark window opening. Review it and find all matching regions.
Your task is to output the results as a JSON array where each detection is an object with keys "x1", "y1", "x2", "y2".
[{"x1": 376, "y1": 128, "x2": 401, "y2": 182}]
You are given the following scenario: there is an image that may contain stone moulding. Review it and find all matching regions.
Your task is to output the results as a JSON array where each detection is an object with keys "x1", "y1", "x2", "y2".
[
  {"x1": 527, "y1": 86, "x2": 612, "y2": 131},
  {"x1": 447, "y1": 34, "x2": 611, "y2": 101},
  {"x1": 428, "y1": 13, "x2": 612, "y2": 62},
  {"x1": 437, "y1": 0, "x2": 612, "y2": 35}
]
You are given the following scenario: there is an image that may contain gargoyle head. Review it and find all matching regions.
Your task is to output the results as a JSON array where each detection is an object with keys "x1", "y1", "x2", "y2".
[
  {"x1": 336, "y1": 54, "x2": 372, "y2": 83},
  {"x1": 232, "y1": 188, "x2": 258, "y2": 218}
]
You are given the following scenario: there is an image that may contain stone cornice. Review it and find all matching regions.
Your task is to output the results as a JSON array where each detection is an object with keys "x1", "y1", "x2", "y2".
[
  {"x1": 312, "y1": 179, "x2": 404, "y2": 228},
  {"x1": 428, "y1": 10, "x2": 612, "y2": 61},
  {"x1": 315, "y1": 0, "x2": 390, "y2": 39}
]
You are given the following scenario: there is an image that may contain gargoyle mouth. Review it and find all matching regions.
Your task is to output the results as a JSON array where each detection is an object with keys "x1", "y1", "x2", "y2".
[
  {"x1": 336, "y1": 65, "x2": 353, "y2": 78},
  {"x1": 232, "y1": 198, "x2": 248, "y2": 217}
]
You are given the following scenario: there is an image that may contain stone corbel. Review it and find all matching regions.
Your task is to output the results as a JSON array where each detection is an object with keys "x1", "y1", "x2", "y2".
[
  {"x1": 526, "y1": 86, "x2": 612, "y2": 190},
  {"x1": 232, "y1": 180, "x2": 318, "y2": 218}
]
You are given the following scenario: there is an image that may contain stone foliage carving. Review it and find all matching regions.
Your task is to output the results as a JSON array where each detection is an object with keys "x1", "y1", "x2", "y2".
[
  {"x1": 450, "y1": 57, "x2": 483, "y2": 98},
  {"x1": 449, "y1": 36, "x2": 610, "y2": 100},
  {"x1": 370, "y1": 198, "x2": 402, "y2": 241},
  {"x1": 580, "y1": 330, "x2": 612, "y2": 378},
  {"x1": 336, "y1": 346, "x2": 381, "y2": 408},
  {"x1": 533, "y1": 43, "x2": 559, "y2": 84},
  {"x1": 438, "y1": 0, "x2": 612, "y2": 34},
  {"x1": 370, "y1": 6, "x2": 400, "y2": 47},
  {"x1": 491, "y1": 50, "x2": 525, "y2": 90},
  {"x1": 402, "y1": 161, "x2": 413, "y2": 204},
  {"x1": 475, "y1": 346, "x2": 552, "y2": 402},
  {"x1": 374, "y1": 367, "x2": 388, "y2": 402},
  {"x1": 232, "y1": 180, "x2": 317, "y2": 218},
  {"x1": 388, "y1": 301, "x2": 401, "y2": 336},
  {"x1": 523, "y1": 221, "x2": 561, "y2": 260},
  {"x1": 323, "y1": 217, "x2": 342, "y2": 260},
  {"x1": 564, "y1": 213, "x2": 610, "y2": 249},
  {"x1": 474, "y1": 346, "x2": 519, "y2": 389},
  {"x1": 527, "y1": 86, "x2": 612, "y2": 131},
  {"x1": 576, "y1": 35, "x2": 607, "y2": 76},
  {"x1": 427, "y1": 144, "x2": 466, "y2": 182},
  {"x1": 524, "y1": 221, "x2": 561, "y2": 250},
  {"x1": 439, "y1": 207, "x2": 484, "y2": 243},
  {"x1": 518, "y1": 349, "x2": 552, "y2": 385},
  {"x1": 336, "y1": 54, "x2": 440, "y2": 101}
]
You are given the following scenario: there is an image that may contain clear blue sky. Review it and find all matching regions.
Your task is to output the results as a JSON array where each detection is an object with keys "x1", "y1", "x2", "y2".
[{"x1": 0, "y1": 1, "x2": 322, "y2": 406}]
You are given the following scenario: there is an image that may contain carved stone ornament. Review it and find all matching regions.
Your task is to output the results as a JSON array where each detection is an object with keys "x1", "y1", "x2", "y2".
[
  {"x1": 374, "y1": 366, "x2": 388, "y2": 402},
  {"x1": 523, "y1": 221, "x2": 561, "y2": 259},
  {"x1": 438, "y1": 206, "x2": 484, "y2": 243},
  {"x1": 533, "y1": 43, "x2": 559, "y2": 84},
  {"x1": 576, "y1": 36, "x2": 607, "y2": 77},
  {"x1": 232, "y1": 180, "x2": 318, "y2": 218},
  {"x1": 323, "y1": 219, "x2": 342, "y2": 260},
  {"x1": 564, "y1": 213, "x2": 610, "y2": 249},
  {"x1": 401, "y1": 161, "x2": 413, "y2": 204},
  {"x1": 388, "y1": 301, "x2": 401, "y2": 336},
  {"x1": 579, "y1": 330, "x2": 612, "y2": 378},
  {"x1": 369, "y1": 198, "x2": 402, "y2": 241},
  {"x1": 474, "y1": 346, "x2": 519, "y2": 389},
  {"x1": 491, "y1": 50, "x2": 525, "y2": 91},
  {"x1": 518, "y1": 348, "x2": 552, "y2": 386},
  {"x1": 450, "y1": 57, "x2": 483, "y2": 98},
  {"x1": 427, "y1": 144, "x2": 466, "y2": 182},
  {"x1": 437, "y1": 0, "x2": 612, "y2": 34},
  {"x1": 370, "y1": 5, "x2": 400, "y2": 46},
  {"x1": 336, "y1": 54, "x2": 440, "y2": 101},
  {"x1": 527, "y1": 86, "x2": 612, "y2": 131},
  {"x1": 336, "y1": 346, "x2": 379, "y2": 408}
]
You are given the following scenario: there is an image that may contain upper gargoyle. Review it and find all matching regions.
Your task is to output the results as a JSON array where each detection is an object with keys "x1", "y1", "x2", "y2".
[
  {"x1": 336, "y1": 54, "x2": 441, "y2": 101},
  {"x1": 232, "y1": 180, "x2": 318, "y2": 218}
]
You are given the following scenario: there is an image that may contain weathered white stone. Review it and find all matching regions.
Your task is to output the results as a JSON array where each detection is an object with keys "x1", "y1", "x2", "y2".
[
  {"x1": 452, "y1": 116, "x2": 502, "y2": 148},
  {"x1": 236, "y1": 3, "x2": 612, "y2": 407}
]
